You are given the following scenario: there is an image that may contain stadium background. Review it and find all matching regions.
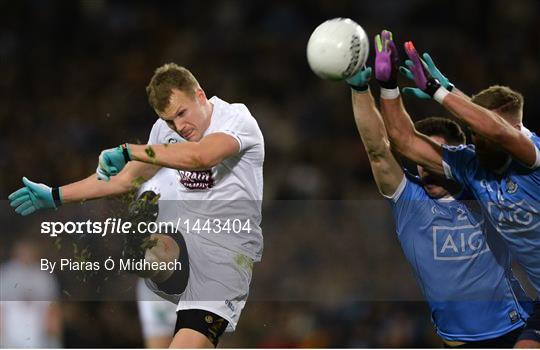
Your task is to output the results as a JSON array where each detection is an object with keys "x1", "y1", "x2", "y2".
[{"x1": 1, "y1": 0, "x2": 539, "y2": 347}]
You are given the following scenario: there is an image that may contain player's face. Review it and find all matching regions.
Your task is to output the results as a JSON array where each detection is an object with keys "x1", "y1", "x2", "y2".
[
  {"x1": 417, "y1": 135, "x2": 452, "y2": 198},
  {"x1": 159, "y1": 88, "x2": 211, "y2": 142}
]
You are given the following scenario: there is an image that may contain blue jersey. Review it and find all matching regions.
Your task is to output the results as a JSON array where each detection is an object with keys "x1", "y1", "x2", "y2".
[
  {"x1": 389, "y1": 173, "x2": 530, "y2": 341},
  {"x1": 442, "y1": 131, "x2": 540, "y2": 296}
]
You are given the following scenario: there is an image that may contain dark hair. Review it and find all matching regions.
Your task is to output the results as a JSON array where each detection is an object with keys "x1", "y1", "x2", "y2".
[{"x1": 414, "y1": 117, "x2": 466, "y2": 146}]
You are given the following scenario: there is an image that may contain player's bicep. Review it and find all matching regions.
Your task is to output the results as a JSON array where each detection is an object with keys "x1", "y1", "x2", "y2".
[
  {"x1": 368, "y1": 147, "x2": 405, "y2": 197},
  {"x1": 197, "y1": 132, "x2": 240, "y2": 167},
  {"x1": 499, "y1": 130, "x2": 540, "y2": 168},
  {"x1": 394, "y1": 131, "x2": 445, "y2": 176}
]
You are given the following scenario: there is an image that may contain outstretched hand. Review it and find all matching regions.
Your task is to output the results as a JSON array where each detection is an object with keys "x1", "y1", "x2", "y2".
[
  {"x1": 9, "y1": 177, "x2": 59, "y2": 216},
  {"x1": 374, "y1": 29, "x2": 399, "y2": 88},
  {"x1": 401, "y1": 52, "x2": 454, "y2": 99},
  {"x1": 346, "y1": 66, "x2": 372, "y2": 92},
  {"x1": 402, "y1": 41, "x2": 442, "y2": 99}
]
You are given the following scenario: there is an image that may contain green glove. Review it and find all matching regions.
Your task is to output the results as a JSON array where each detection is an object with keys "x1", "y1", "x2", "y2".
[
  {"x1": 97, "y1": 143, "x2": 132, "y2": 181},
  {"x1": 346, "y1": 67, "x2": 372, "y2": 92},
  {"x1": 9, "y1": 177, "x2": 61, "y2": 216},
  {"x1": 400, "y1": 52, "x2": 454, "y2": 99}
]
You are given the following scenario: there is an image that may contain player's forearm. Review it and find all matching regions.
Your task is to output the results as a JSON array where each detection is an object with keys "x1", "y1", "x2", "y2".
[
  {"x1": 128, "y1": 143, "x2": 210, "y2": 171},
  {"x1": 379, "y1": 96, "x2": 415, "y2": 152},
  {"x1": 442, "y1": 92, "x2": 507, "y2": 142},
  {"x1": 352, "y1": 90, "x2": 391, "y2": 159},
  {"x1": 379, "y1": 95, "x2": 444, "y2": 175},
  {"x1": 350, "y1": 89, "x2": 405, "y2": 197},
  {"x1": 60, "y1": 173, "x2": 133, "y2": 203},
  {"x1": 453, "y1": 88, "x2": 470, "y2": 100}
]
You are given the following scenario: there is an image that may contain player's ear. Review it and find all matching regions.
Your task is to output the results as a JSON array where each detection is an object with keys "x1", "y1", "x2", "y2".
[{"x1": 195, "y1": 87, "x2": 206, "y2": 105}]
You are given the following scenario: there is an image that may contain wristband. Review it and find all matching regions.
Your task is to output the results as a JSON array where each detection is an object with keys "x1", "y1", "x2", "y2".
[
  {"x1": 121, "y1": 143, "x2": 131, "y2": 162},
  {"x1": 350, "y1": 85, "x2": 369, "y2": 93},
  {"x1": 378, "y1": 79, "x2": 398, "y2": 90},
  {"x1": 433, "y1": 87, "x2": 450, "y2": 104},
  {"x1": 380, "y1": 87, "x2": 400, "y2": 100},
  {"x1": 52, "y1": 187, "x2": 63, "y2": 206}
]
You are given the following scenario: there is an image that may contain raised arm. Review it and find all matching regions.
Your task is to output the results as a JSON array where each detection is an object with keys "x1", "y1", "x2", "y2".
[
  {"x1": 402, "y1": 42, "x2": 539, "y2": 168},
  {"x1": 440, "y1": 92, "x2": 538, "y2": 167},
  {"x1": 346, "y1": 66, "x2": 403, "y2": 197},
  {"x1": 379, "y1": 96, "x2": 446, "y2": 176},
  {"x1": 372, "y1": 31, "x2": 446, "y2": 176}
]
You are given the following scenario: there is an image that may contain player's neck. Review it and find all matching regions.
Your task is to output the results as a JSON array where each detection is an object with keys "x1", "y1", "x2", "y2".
[{"x1": 207, "y1": 100, "x2": 214, "y2": 119}]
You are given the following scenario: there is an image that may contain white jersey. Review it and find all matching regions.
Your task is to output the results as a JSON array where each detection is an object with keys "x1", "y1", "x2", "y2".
[
  {"x1": 140, "y1": 167, "x2": 251, "y2": 332},
  {"x1": 147, "y1": 96, "x2": 264, "y2": 261}
]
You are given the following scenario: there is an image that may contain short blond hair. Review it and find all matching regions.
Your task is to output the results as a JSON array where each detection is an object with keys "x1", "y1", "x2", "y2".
[
  {"x1": 471, "y1": 85, "x2": 524, "y2": 123},
  {"x1": 146, "y1": 63, "x2": 200, "y2": 113}
]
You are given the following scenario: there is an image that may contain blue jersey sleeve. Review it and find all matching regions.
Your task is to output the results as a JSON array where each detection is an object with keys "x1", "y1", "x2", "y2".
[
  {"x1": 441, "y1": 144, "x2": 477, "y2": 186},
  {"x1": 385, "y1": 172, "x2": 427, "y2": 231},
  {"x1": 530, "y1": 133, "x2": 540, "y2": 169}
]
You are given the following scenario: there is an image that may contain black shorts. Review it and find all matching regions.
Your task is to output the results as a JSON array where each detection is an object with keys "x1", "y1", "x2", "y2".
[
  {"x1": 518, "y1": 299, "x2": 540, "y2": 342},
  {"x1": 443, "y1": 326, "x2": 523, "y2": 348},
  {"x1": 174, "y1": 309, "x2": 229, "y2": 347}
]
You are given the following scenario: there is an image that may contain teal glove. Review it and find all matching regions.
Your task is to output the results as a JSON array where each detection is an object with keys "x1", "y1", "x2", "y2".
[
  {"x1": 97, "y1": 143, "x2": 132, "y2": 181},
  {"x1": 9, "y1": 177, "x2": 61, "y2": 216},
  {"x1": 346, "y1": 67, "x2": 372, "y2": 92},
  {"x1": 400, "y1": 53, "x2": 454, "y2": 99}
]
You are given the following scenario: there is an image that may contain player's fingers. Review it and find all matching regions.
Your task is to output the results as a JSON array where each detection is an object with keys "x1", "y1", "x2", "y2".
[
  {"x1": 15, "y1": 201, "x2": 34, "y2": 215},
  {"x1": 374, "y1": 34, "x2": 382, "y2": 53},
  {"x1": 422, "y1": 53, "x2": 436, "y2": 69},
  {"x1": 381, "y1": 30, "x2": 393, "y2": 51},
  {"x1": 403, "y1": 41, "x2": 414, "y2": 58},
  {"x1": 98, "y1": 153, "x2": 109, "y2": 169},
  {"x1": 96, "y1": 170, "x2": 110, "y2": 182},
  {"x1": 402, "y1": 87, "x2": 415, "y2": 95},
  {"x1": 20, "y1": 205, "x2": 37, "y2": 216},
  {"x1": 405, "y1": 60, "x2": 414, "y2": 69},
  {"x1": 382, "y1": 29, "x2": 393, "y2": 41},
  {"x1": 399, "y1": 66, "x2": 414, "y2": 80},
  {"x1": 404, "y1": 42, "x2": 421, "y2": 66},
  {"x1": 22, "y1": 176, "x2": 39, "y2": 189},
  {"x1": 387, "y1": 39, "x2": 398, "y2": 58},
  {"x1": 402, "y1": 87, "x2": 430, "y2": 99},
  {"x1": 10, "y1": 194, "x2": 31, "y2": 207},
  {"x1": 8, "y1": 187, "x2": 28, "y2": 201},
  {"x1": 363, "y1": 66, "x2": 372, "y2": 79}
]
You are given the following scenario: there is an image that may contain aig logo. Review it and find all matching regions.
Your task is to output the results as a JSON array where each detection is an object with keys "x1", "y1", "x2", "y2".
[
  {"x1": 488, "y1": 200, "x2": 540, "y2": 234},
  {"x1": 433, "y1": 224, "x2": 490, "y2": 260}
]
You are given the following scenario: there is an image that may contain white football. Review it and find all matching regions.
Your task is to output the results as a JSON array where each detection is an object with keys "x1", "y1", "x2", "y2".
[{"x1": 307, "y1": 18, "x2": 369, "y2": 80}]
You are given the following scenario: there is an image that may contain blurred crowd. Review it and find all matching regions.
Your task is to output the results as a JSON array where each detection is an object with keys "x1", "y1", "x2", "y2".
[{"x1": 1, "y1": 0, "x2": 539, "y2": 347}]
